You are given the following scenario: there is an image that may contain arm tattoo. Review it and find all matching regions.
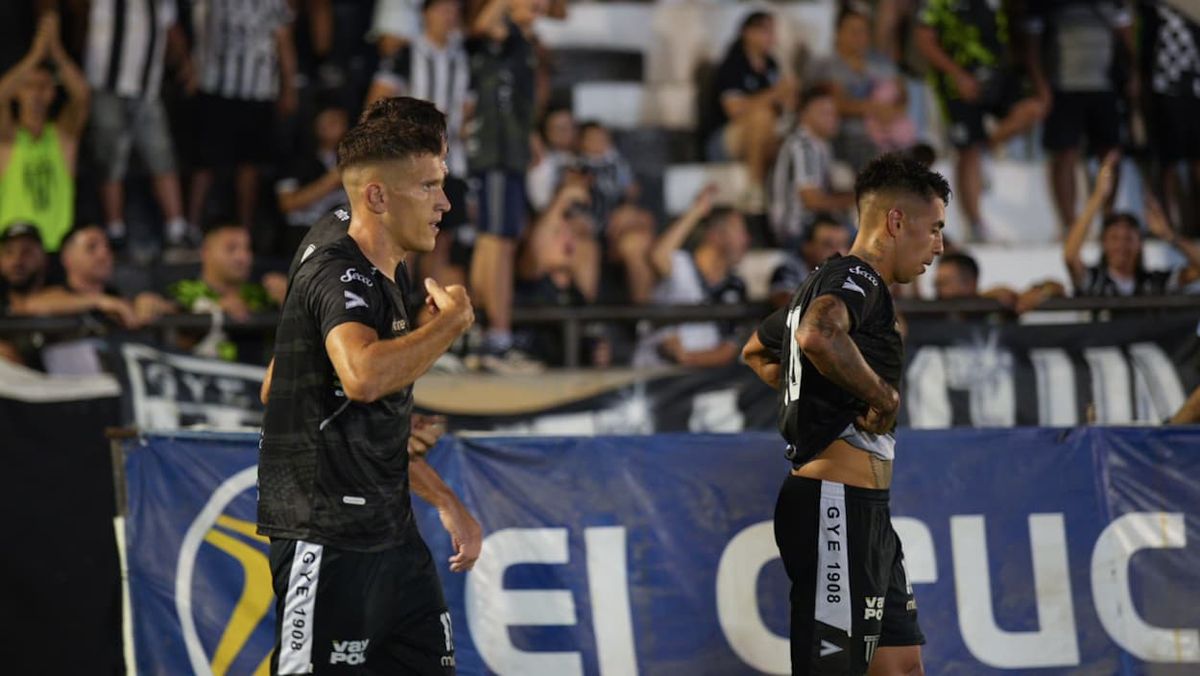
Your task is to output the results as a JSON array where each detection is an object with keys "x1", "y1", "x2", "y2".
[{"x1": 797, "y1": 296, "x2": 891, "y2": 408}]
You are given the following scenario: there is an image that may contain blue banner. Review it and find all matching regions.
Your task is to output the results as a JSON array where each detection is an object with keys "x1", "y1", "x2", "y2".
[{"x1": 122, "y1": 428, "x2": 1200, "y2": 675}]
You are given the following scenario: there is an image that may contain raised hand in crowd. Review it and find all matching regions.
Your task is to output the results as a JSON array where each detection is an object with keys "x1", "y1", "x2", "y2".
[{"x1": 649, "y1": 183, "x2": 718, "y2": 279}]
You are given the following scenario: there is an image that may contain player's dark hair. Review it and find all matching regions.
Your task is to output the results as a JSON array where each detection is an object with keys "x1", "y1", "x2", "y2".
[
  {"x1": 338, "y1": 97, "x2": 446, "y2": 170},
  {"x1": 854, "y1": 152, "x2": 952, "y2": 209},
  {"x1": 939, "y1": 252, "x2": 979, "y2": 282},
  {"x1": 907, "y1": 142, "x2": 937, "y2": 169}
]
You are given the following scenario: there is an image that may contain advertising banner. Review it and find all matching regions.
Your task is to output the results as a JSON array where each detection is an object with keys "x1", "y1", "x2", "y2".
[{"x1": 121, "y1": 428, "x2": 1200, "y2": 675}]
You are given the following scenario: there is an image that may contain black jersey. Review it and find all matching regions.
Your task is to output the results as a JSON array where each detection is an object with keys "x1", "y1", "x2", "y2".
[
  {"x1": 258, "y1": 231, "x2": 418, "y2": 551},
  {"x1": 756, "y1": 254, "x2": 903, "y2": 465},
  {"x1": 288, "y1": 206, "x2": 352, "y2": 280}
]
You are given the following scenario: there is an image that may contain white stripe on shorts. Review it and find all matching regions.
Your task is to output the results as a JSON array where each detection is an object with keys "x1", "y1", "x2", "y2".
[
  {"x1": 278, "y1": 540, "x2": 324, "y2": 674},
  {"x1": 815, "y1": 481, "x2": 851, "y2": 636}
]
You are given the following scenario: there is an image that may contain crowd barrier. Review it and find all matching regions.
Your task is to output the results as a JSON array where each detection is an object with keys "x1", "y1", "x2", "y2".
[{"x1": 118, "y1": 428, "x2": 1200, "y2": 675}]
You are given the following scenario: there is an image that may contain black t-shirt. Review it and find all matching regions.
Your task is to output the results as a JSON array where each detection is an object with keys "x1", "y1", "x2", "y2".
[
  {"x1": 466, "y1": 19, "x2": 536, "y2": 172},
  {"x1": 258, "y1": 231, "x2": 418, "y2": 551},
  {"x1": 756, "y1": 254, "x2": 902, "y2": 465},
  {"x1": 708, "y1": 45, "x2": 779, "y2": 136}
]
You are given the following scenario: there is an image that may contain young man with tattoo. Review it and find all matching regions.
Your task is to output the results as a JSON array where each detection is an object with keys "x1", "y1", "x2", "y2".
[{"x1": 743, "y1": 153, "x2": 948, "y2": 676}]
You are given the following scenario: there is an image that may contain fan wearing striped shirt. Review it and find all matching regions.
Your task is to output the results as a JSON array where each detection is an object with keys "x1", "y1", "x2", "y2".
[{"x1": 368, "y1": 0, "x2": 473, "y2": 290}]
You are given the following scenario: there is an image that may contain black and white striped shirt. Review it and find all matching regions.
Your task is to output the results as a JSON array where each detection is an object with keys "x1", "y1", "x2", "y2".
[
  {"x1": 192, "y1": 0, "x2": 292, "y2": 102},
  {"x1": 85, "y1": 0, "x2": 177, "y2": 99},
  {"x1": 374, "y1": 33, "x2": 470, "y2": 175},
  {"x1": 769, "y1": 126, "x2": 831, "y2": 248}
]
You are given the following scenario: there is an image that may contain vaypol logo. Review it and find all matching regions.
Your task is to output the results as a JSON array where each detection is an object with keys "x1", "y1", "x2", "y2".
[{"x1": 176, "y1": 467, "x2": 276, "y2": 676}]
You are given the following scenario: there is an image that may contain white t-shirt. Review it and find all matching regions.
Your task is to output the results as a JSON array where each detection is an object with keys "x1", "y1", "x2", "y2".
[{"x1": 633, "y1": 251, "x2": 724, "y2": 368}]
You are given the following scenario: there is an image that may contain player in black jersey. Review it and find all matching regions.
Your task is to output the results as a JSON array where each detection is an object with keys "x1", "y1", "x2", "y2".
[
  {"x1": 743, "y1": 153, "x2": 948, "y2": 676},
  {"x1": 258, "y1": 97, "x2": 480, "y2": 675}
]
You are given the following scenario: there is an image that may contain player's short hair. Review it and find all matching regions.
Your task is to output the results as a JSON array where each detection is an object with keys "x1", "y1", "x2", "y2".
[
  {"x1": 855, "y1": 152, "x2": 952, "y2": 209},
  {"x1": 939, "y1": 252, "x2": 979, "y2": 281},
  {"x1": 338, "y1": 97, "x2": 446, "y2": 170}
]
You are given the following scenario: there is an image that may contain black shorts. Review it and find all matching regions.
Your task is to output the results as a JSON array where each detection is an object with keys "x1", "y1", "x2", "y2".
[
  {"x1": 941, "y1": 70, "x2": 1023, "y2": 149},
  {"x1": 1042, "y1": 91, "x2": 1122, "y2": 154},
  {"x1": 471, "y1": 169, "x2": 528, "y2": 240},
  {"x1": 774, "y1": 475, "x2": 923, "y2": 675},
  {"x1": 194, "y1": 93, "x2": 275, "y2": 168},
  {"x1": 1150, "y1": 94, "x2": 1200, "y2": 163},
  {"x1": 268, "y1": 536, "x2": 455, "y2": 675}
]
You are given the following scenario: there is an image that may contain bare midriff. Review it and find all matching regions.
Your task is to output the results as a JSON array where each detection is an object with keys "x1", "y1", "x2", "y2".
[{"x1": 791, "y1": 438, "x2": 892, "y2": 489}]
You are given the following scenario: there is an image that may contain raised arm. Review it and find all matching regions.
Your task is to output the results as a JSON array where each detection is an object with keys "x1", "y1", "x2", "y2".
[
  {"x1": 795, "y1": 294, "x2": 898, "y2": 432},
  {"x1": 0, "y1": 15, "x2": 53, "y2": 141},
  {"x1": 1063, "y1": 151, "x2": 1118, "y2": 287},
  {"x1": 649, "y1": 185, "x2": 715, "y2": 279},
  {"x1": 471, "y1": 0, "x2": 510, "y2": 39},
  {"x1": 325, "y1": 279, "x2": 473, "y2": 403},
  {"x1": 42, "y1": 12, "x2": 90, "y2": 139},
  {"x1": 1144, "y1": 193, "x2": 1200, "y2": 271}
]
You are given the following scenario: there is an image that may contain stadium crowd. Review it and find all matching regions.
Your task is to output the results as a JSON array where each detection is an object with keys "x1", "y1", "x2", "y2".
[{"x1": 2, "y1": 0, "x2": 1200, "y2": 373}]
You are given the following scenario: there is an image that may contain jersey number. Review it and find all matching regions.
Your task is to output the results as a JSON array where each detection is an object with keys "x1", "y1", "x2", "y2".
[{"x1": 784, "y1": 304, "x2": 804, "y2": 405}]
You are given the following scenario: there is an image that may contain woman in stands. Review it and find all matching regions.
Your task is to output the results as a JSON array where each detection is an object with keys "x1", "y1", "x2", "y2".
[
  {"x1": 705, "y1": 11, "x2": 796, "y2": 214},
  {"x1": 1064, "y1": 151, "x2": 1200, "y2": 296}
]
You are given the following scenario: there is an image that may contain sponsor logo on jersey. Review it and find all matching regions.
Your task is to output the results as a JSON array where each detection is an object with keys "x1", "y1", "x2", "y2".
[
  {"x1": 335, "y1": 208, "x2": 350, "y2": 221},
  {"x1": 300, "y1": 244, "x2": 317, "y2": 263},
  {"x1": 392, "y1": 318, "x2": 407, "y2": 334},
  {"x1": 344, "y1": 290, "x2": 369, "y2": 310},
  {"x1": 329, "y1": 639, "x2": 370, "y2": 665},
  {"x1": 864, "y1": 596, "x2": 885, "y2": 620},
  {"x1": 848, "y1": 265, "x2": 879, "y2": 286},
  {"x1": 820, "y1": 639, "x2": 842, "y2": 657},
  {"x1": 340, "y1": 267, "x2": 375, "y2": 287},
  {"x1": 841, "y1": 278, "x2": 867, "y2": 297}
]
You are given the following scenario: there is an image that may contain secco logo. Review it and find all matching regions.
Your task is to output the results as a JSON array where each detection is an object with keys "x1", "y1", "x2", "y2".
[
  {"x1": 177, "y1": 467, "x2": 276, "y2": 676},
  {"x1": 848, "y1": 265, "x2": 879, "y2": 286},
  {"x1": 330, "y1": 639, "x2": 370, "y2": 665},
  {"x1": 340, "y1": 267, "x2": 375, "y2": 287}
]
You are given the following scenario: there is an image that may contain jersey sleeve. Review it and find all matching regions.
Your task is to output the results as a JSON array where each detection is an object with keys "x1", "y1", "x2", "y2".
[
  {"x1": 811, "y1": 263, "x2": 880, "y2": 333},
  {"x1": 756, "y1": 307, "x2": 787, "y2": 359},
  {"x1": 298, "y1": 253, "x2": 379, "y2": 339}
]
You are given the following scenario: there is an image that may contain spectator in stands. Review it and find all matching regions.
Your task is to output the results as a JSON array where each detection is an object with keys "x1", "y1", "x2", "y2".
[
  {"x1": 769, "y1": 85, "x2": 855, "y2": 249},
  {"x1": 934, "y1": 251, "x2": 1064, "y2": 314},
  {"x1": 706, "y1": 11, "x2": 797, "y2": 213},
  {"x1": 1143, "y1": 3, "x2": 1200, "y2": 236},
  {"x1": 276, "y1": 101, "x2": 350, "y2": 257},
  {"x1": 85, "y1": 0, "x2": 193, "y2": 250},
  {"x1": 768, "y1": 214, "x2": 852, "y2": 308},
  {"x1": 527, "y1": 105, "x2": 577, "y2": 212},
  {"x1": 916, "y1": 0, "x2": 1045, "y2": 241},
  {"x1": 188, "y1": 0, "x2": 297, "y2": 230},
  {"x1": 467, "y1": 0, "x2": 544, "y2": 374},
  {"x1": 634, "y1": 187, "x2": 749, "y2": 368},
  {"x1": 169, "y1": 224, "x2": 287, "y2": 362},
  {"x1": 809, "y1": 5, "x2": 915, "y2": 171},
  {"x1": 577, "y1": 121, "x2": 638, "y2": 230},
  {"x1": 1025, "y1": 1, "x2": 1135, "y2": 234},
  {"x1": 1064, "y1": 152, "x2": 1200, "y2": 296},
  {"x1": 52, "y1": 224, "x2": 174, "y2": 324},
  {"x1": 367, "y1": 0, "x2": 472, "y2": 287},
  {"x1": 0, "y1": 12, "x2": 89, "y2": 252},
  {"x1": 515, "y1": 181, "x2": 607, "y2": 367}
]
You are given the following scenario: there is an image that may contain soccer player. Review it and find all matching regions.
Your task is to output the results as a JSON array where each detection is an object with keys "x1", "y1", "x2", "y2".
[
  {"x1": 258, "y1": 97, "x2": 481, "y2": 675},
  {"x1": 742, "y1": 153, "x2": 948, "y2": 676}
]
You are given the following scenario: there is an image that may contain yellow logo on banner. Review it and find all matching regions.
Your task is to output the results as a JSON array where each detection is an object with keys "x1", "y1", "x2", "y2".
[{"x1": 177, "y1": 467, "x2": 275, "y2": 676}]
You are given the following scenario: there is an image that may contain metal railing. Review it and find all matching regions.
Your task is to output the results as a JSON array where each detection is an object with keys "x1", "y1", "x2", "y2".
[{"x1": 2, "y1": 295, "x2": 1198, "y2": 367}]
